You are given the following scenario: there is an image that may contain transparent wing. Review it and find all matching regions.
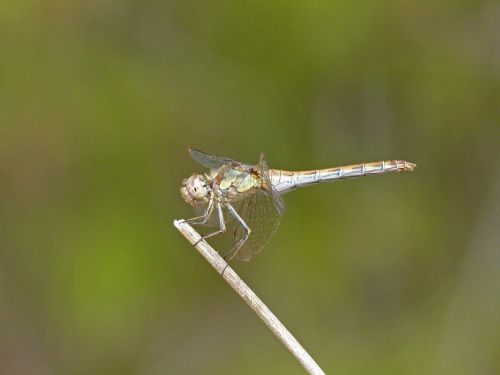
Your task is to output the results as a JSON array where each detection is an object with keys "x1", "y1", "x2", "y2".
[
  {"x1": 232, "y1": 190, "x2": 284, "y2": 261},
  {"x1": 231, "y1": 153, "x2": 286, "y2": 261},
  {"x1": 188, "y1": 148, "x2": 238, "y2": 169}
]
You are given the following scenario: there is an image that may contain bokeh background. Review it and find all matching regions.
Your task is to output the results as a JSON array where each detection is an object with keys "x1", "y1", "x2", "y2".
[{"x1": 1, "y1": 1, "x2": 499, "y2": 374}]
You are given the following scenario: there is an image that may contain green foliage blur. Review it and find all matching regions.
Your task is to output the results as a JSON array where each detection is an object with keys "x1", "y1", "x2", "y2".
[{"x1": 1, "y1": 1, "x2": 499, "y2": 374}]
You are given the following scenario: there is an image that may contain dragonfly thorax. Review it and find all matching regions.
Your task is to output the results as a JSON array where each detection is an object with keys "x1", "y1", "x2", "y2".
[{"x1": 180, "y1": 174, "x2": 211, "y2": 208}]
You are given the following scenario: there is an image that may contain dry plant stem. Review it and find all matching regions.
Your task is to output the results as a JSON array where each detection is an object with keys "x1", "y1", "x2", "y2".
[{"x1": 174, "y1": 219, "x2": 326, "y2": 375}]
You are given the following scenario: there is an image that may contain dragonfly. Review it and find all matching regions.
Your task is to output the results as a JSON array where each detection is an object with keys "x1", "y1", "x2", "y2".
[{"x1": 180, "y1": 149, "x2": 416, "y2": 262}]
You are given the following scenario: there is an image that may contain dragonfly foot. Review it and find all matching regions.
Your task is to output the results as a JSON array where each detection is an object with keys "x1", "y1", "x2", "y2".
[{"x1": 220, "y1": 264, "x2": 229, "y2": 276}]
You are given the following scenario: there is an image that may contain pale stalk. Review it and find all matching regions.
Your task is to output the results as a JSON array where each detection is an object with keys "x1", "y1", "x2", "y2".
[{"x1": 174, "y1": 219, "x2": 326, "y2": 375}]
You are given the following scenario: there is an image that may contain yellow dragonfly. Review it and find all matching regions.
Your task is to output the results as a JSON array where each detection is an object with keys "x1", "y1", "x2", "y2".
[{"x1": 180, "y1": 149, "x2": 416, "y2": 262}]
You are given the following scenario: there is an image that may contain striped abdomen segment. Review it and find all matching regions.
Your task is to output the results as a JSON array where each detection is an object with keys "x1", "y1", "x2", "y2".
[{"x1": 269, "y1": 160, "x2": 416, "y2": 194}]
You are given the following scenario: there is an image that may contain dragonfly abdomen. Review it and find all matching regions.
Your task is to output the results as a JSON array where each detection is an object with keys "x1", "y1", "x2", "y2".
[{"x1": 270, "y1": 160, "x2": 415, "y2": 194}]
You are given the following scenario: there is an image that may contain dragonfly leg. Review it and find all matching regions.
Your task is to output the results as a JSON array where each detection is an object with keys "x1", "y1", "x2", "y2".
[
  {"x1": 223, "y1": 203, "x2": 251, "y2": 264},
  {"x1": 201, "y1": 202, "x2": 226, "y2": 239},
  {"x1": 180, "y1": 194, "x2": 215, "y2": 225}
]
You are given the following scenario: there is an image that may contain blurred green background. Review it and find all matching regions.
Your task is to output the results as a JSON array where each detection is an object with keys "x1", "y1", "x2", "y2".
[{"x1": 1, "y1": 1, "x2": 499, "y2": 374}]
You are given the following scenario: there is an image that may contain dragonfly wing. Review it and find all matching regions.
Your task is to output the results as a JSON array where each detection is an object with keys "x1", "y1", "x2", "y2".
[
  {"x1": 232, "y1": 188, "x2": 285, "y2": 261},
  {"x1": 231, "y1": 152, "x2": 286, "y2": 261},
  {"x1": 271, "y1": 190, "x2": 286, "y2": 216},
  {"x1": 188, "y1": 148, "x2": 238, "y2": 169}
]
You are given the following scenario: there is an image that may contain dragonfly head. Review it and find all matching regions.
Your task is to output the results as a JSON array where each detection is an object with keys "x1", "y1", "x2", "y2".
[{"x1": 180, "y1": 174, "x2": 210, "y2": 208}]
